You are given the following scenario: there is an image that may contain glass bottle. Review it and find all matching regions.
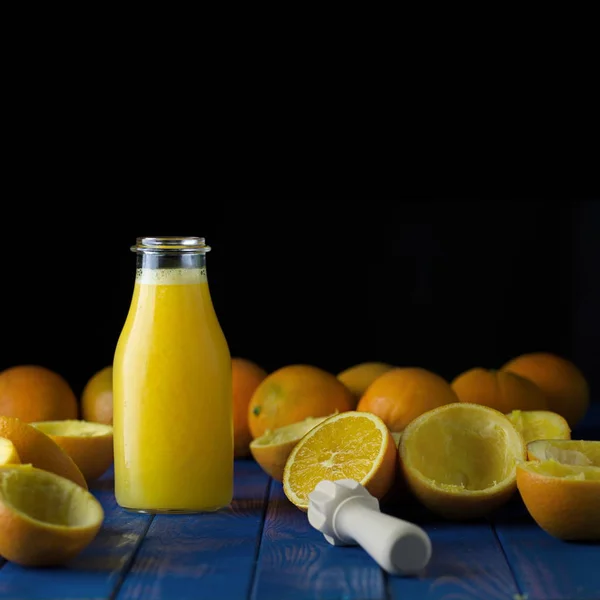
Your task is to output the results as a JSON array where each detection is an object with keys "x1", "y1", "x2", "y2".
[{"x1": 113, "y1": 237, "x2": 233, "y2": 513}]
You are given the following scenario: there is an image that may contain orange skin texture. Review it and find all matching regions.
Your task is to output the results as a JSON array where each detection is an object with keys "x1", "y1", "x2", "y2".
[
  {"x1": 248, "y1": 365, "x2": 354, "y2": 439},
  {"x1": 363, "y1": 428, "x2": 398, "y2": 502},
  {"x1": 250, "y1": 437, "x2": 299, "y2": 482},
  {"x1": 357, "y1": 367, "x2": 459, "y2": 432},
  {"x1": 45, "y1": 432, "x2": 114, "y2": 482},
  {"x1": 0, "y1": 365, "x2": 78, "y2": 422},
  {"x1": 0, "y1": 466, "x2": 103, "y2": 566},
  {"x1": 337, "y1": 362, "x2": 395, "y2": 407},
  {"x1": 81, "y1": 366, "x2": 113, "y2": 425},
  {"x1": 250, "y1": 416, "x2": 330, "y2": 482},
  {"x1": 232, "y1": 358, "x2": 268, "y2": 457},
  {"x1": 0, "y1": 416, "x2": 87, "y2": 489},
  {"x1": 501, "y1": 352, "x2": 590, "y2": 427},
  {"x1": 282, "y1": 412, "x2": 398, "y2": 511},
  {"x1": 0, "y1": 498, "x2": 102, "y2": 567},
  {"x1": 517, "y1": 465, "x2": 600, "y2": 540},
  {"x1": 451, "y1": 368, "x2": 548, "y2": 413}
]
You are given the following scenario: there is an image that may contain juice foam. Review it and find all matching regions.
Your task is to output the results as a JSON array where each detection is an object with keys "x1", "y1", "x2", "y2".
[{"x1": 135, "y1": 267, "x2": 207, "y2": 285}]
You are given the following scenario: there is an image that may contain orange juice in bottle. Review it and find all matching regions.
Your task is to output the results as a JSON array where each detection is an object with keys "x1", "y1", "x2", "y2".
[{"x1": 113, "y1": 237, "x2": 233, "y2": 512}]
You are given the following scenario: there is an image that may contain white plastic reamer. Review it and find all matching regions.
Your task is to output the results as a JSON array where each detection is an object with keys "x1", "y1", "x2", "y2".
[{"x1": 308, "y1": 479, "x2": 432, "y2": 576}]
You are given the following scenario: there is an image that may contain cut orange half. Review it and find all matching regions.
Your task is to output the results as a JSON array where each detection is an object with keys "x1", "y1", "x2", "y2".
[
  {"x1": 0, "y1": 437, "x2": 21, "y2": 466},
  {"x1": 399, "y1": 403, "x2": 526, "y2": 519},
  {"x1": 250, "y1": 415, "x2": 331, "y2": 482},
  {"x1": 527, "y1": 439, "x2": 600, "y2": 466},
  {"x1": 0, "y1": 464, "x2": 104, "y2": 566},
  {"x1": 282, "y1": 411, "x2": 397, "y2": 511},
  {"x1": 32, "y1": 420, "x2": 113, "y2": 482},
  {"x1": 517, "y1": 460, "x2": 600, "y2": 540},
  {"x1": 0, "y1": 416, "x2": 86, "y2": 489},
  {"x1": 506, "y1": 410, "x2": 571, "y2": 445}
]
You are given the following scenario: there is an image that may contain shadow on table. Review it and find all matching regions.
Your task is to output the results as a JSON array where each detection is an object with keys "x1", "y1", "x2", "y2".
[
  {"x1": 51, "y1": 526, "x2": 136, "y2": 573},
  {"x1": 487, "y1": 493, "x2": 531, "y2": 526},
  {"x1": 90, "y1": 477, "x2": 115, "y2": 492}
]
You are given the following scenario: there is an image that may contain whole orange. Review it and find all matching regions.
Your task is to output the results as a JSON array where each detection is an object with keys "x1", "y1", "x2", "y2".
[
  {"x1": 232, "y1": 358, "x2": 268, "y2": 457},
  {"x1": 0, "y1": 365, "x2": 78, "y2": 422},
  {"x1": 357, "y1": 367, "x2": 458, "y2": 432},
  {"x1": 248, "y1": 364, "x2": 354, "y2": 439},
  {"x1": 451, "y1": 367, "x2": 547, "y2": 413},
  {"x1": 81, "y1": 366, "x2": 113, "y2": 425},
  {"x1": 337, "y1": 362, "x2": 395, "y2": 407},
  {"x1": 501, "y1": 352, "x2": 590, "y2": 427}
]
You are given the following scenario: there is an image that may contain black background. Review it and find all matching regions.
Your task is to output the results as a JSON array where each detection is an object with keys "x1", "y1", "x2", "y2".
[{"x1": 1, "y1": 199, "x2": 598, "y2": 408}]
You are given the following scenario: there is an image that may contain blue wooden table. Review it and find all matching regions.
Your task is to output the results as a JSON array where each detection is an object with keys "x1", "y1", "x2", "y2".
[{"x1": 1, "y1": 405, "x2": 599, "y2": 600}]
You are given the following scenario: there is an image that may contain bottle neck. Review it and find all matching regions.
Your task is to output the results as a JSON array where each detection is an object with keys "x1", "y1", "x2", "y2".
[{"x1": 136, "y1": 252, "x2": 207, "y2": 271}]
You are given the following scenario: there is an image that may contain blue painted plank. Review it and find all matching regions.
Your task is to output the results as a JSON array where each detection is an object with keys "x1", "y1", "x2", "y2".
[
  {"x1": 389, "y1": 522, "x2": 520, "y2": 600},
  {"x1": 495, "y1": 515, "x2": 600, "y2": 600},
  {"x1": 251, "y1": 481, "x2": 386, "y2": 600},
  {"x1": 493, "y1": 406, "x2": 600, "y2": 600},
  {"x1": 0, "y1": 468, "x2": 152, "y2": 600},
  {"x1": 382, "y1": 495, "x2": 520, "y2": 600},
  {"x1": 116, "y1": 459, "x2": 270, "y2": 600}
]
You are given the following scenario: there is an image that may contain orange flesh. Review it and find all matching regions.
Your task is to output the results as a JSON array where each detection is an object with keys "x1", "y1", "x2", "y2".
[
  {"x1": 0, "y1": 467, "x2": 102, "y2": 527},
  {"x1": 404, "y1": 410, "x2": 522, "y2": 490},
  {"x1": 507, "y1": 410, "x2": 570, "y2": 444},
  {"x1": 287, "y1": 416, "x2": 385, "y2": 503},
  {"x1": 528, "y1": 440, "x2": 600, "y2": 467},
  {"x1": 520, "y1": 460, "x2": 600, "y2": 480},
  {"x1": 33, "y1": 421, "x2": 112, "y2": 438}
]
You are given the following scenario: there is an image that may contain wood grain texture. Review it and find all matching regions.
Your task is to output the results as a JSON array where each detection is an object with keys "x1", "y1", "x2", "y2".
[
  {"x1": 251, "y1": 482, "x2": 386, "y2": 600},
  {"x1": 383, "y1": 497, "x2": 520, "y2": 600},
  {"x1": 115, "y1": 459, "x2": 270, "y2": 600},
  {"x1": 495, "y1": 516, "x2": 600, "y2": 600},
  {"x1": 0, "y1": 468, "x2": 152, "y2": 600}
]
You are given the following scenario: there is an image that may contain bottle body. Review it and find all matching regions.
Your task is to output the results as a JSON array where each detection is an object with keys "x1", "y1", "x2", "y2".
[{"x1": 113, "y1": 239, "x2": 233, "y2": 513}]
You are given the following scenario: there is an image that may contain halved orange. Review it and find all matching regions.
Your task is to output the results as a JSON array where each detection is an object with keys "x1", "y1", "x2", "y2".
[
  {"x1": 0, "y1": 464, "x2": 104, "y2": 566},
  {"x1": 0, "y1": 437, "x2": 20, "y2": 466},
  {"x1": 399, "y1": 403, "x2": 526, "y2": 519},
  {"x1": 527, "y1": 439, "x2": 600, "y2": 466},
  {"x1": 283, "y1": 411, "x2": 397, "y2": 511},
  {"x1": 506, "y1": 410, "x2": 571, "y2": 445},
  {"x1": 31, "y1": 420, "x2": 113, "y2": 482},
  {"x1": 517, "y1": 460, "x2": 600, "y2": 540},
  {"x1": 250, "y1": 415, "x2": 331, "y2": 481},
  {"x1": 0, "y1": 416, "x2": 87, "y2": 489}
]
